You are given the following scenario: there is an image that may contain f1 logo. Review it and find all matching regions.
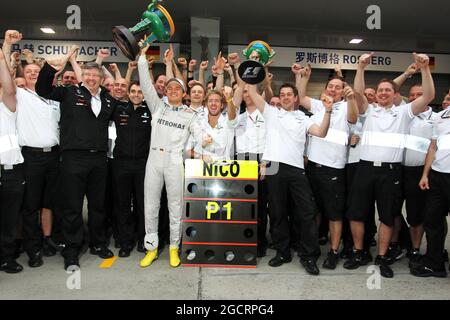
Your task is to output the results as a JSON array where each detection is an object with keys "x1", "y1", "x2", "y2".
[{"x1": 243, "y1": 67, "x2": 261, "y2": 78}]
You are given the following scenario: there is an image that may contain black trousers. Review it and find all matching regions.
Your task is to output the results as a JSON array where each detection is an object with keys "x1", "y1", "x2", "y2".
[
  {"x1": 266, "y1": 162, "x2": 320, "y2": 259},
  {"x1": 423, "y1": 170, "x2": 450, "y2": 269},
  {"x1": 104, "y1": 159, "x2": 117, "y2": 240},
  {"x1": 112, "y1": 158, "x2": 146, "y2": 246},
  {"x1": 21, "y1": 147, "x2": 59, "y2": 256},
  {"x1": 235, "y1": 153, "x2": 269, "y2": 249},
  {"x1": 344, "y1": 162, "x2": 377, "y2": 251},
  {"x1": 0, "y1": 165, "x2": 25, "y2": 261},
  {"x1": 59, "y1": 151, "x2": 108, "y2": 258}
]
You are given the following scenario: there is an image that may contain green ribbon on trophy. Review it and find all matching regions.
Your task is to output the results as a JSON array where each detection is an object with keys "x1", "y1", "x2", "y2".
[
  {"x1": 112, "y1": 0, "x2": 175, "y2": 60},
  {"x1": 238, "y1": 40, "x2": 276, "y2": 84}
]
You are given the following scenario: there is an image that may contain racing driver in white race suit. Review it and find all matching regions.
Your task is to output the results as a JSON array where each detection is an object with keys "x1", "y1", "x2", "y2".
[{"x1": 137, "y1": 40, "x2": 209, "y2": 268}]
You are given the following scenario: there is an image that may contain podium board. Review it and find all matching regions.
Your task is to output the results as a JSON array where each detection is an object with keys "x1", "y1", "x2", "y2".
[{"x1": 181, "y1": 159, "x2": 258, "y2": 268}]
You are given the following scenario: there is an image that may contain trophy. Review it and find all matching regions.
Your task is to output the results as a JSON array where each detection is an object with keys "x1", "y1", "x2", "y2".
[
  {"x1": 238, "y1": 40, "x2": 275, "y2": 84},
  {"x1": 112, "y1": 0, "x2": 175, "y2": 60}
]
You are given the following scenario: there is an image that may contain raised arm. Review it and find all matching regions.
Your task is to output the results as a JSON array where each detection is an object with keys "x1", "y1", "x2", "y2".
[
  {"x1": 164, "y1": 44, "x2": 175, "y2": 79},
  {"x1": 95, "y1": 49, "x2": 110, "y2": 66},
  {"x1": 125, "y1": 61, "x2": 137, "y2": 84},
  {"x1": 247, "y1": 84, "x2": 266, "y2": 113},
  {"x1": 198, "y1": 60, "x2": 208, "y2": 87},
  {"x1": 102, "y1": 66, "x2": 115, "y2": 81},
  {"x1": 108, "y1": 63, "x2": 122, "y2": 80},
  {"x1": 213, "y1": 52, "x2": 227, "y2": 91},
  {"x1": 147, "y1": 56, "x2": 155, "y2": 84},
  {"x1": 137, "y1": 41, "x2": 164, "y2": 114},
  {"x1": 224, "y1": 63, "x2": 235, "y2": 86},
  {"x1": 228, "y1": 53, "x2": 241, "y2": 87},
  {"x1": 36, "y1": 63, "x2": 65, "y2": 101},
  {"x1": 232, "y1": 79, "x2": 245, "y2": 109},
  {"x1": 307, "y1": 95, "x2": 333, "y2": 138},
  {"x1": 353, "y1": 52, "x2": 374, "y2": 114},
  {"x1": 0, "y1": 47, "x2": 16, "y2": 111},
  {"x1": 410, "y1": 53, "x2": 435, "y2": 115},
  {"x1": 177, "y1": 57, "x2": 188, "y2": 84},
  {"x1": 223, "y1": 86, "x2": 237, "y2": 121},
  {"x1": 262, "y1": 72, "x2": 274, "y2": 103},
  {"x1": 343, "y1": 84, "x2": 358, "y2": 124},
  {"x1": 393, "y1": 63, "x2": 420, "y2": 88},
  {"x1": 188, "y1": 59, "x2": 197, "y2": 83},
  {"x1": 293, "y1": 63, "x2": 312, "y2": 110},
  {"x1": 2, "y1": 30, "x2": 22, "y2": 72},
  {"x1": 419, "y1": 139, "x2": 437, "y2": 190},
  {"x1": 22, "y1": 49, "x2": 35, "y2": 65},
  {"x1": 68, "y1": 45, "x2": 82, "y2": 83}
]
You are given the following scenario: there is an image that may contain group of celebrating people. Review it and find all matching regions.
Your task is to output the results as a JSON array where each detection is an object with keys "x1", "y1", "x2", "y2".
[{"x1": 0, "y1": 29, "x2": 449, "y2": 280}]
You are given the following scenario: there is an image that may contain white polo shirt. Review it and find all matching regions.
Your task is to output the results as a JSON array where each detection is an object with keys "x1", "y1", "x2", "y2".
[
  {"x1": 307, "y1": 98, "x2": 350, "y2": 169},
  {"x1": 196, "y1": 114, "x2": 235, "y2": 161},
  {"x1": 262, "y1": 103, "x2": 314, "y2": 169},
  {"x1": 184, "y1": 106, "x2": 207, "y2": 155},
  {"x1": 403, "y1": 107, "x2": 437, "y2": 167},
  {"x1": 191, "y1": 105, "x2": 207, "y2": 119},
  {"x1": 346, "y1": 115, "x2": 366, "y2": 164},
  {"x1": 0, "y1": 103, "x2": 24, "y2": 166},
  {"x1": 431, "y1": 107, "x2": 450, "y2": 173},
  {"x1": 360, "y1": 103, "x2": 414, "y2": 163},
  {"x1": 234, "y1": 108, "x2": 266, "y2": 154},
  {"x1": 15, "y1": 87, "x2": 60, "y2": 148}
]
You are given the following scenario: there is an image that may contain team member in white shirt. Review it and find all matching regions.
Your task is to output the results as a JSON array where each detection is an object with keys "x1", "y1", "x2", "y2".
[
  {"x1": 189, "y1": 82, "x2": 207, "y2": 118},
  {"x1": 0, "y1": 47, "x2": 26, "y2": 274},
  {"x1": 248, "y1": 82, "x2": 332, "y2": 275},
  {"x1": 232, "y1": 83, "x2": 269, "y2": 257},
  {"x1": 295, "y1": 64, "x2": 359, "y2": 269},
  {"x1": 3, "y1": 40, "x2": 64, "y2": 268},
  {"x1": 345, "y1": 52, "x2": 435, "y2": 278},
  {"x1": 184, "y1": 82, "x2": 206, "y2": 159},
  {"x1": 195, "y1": 88, "x2": 237, "y2": 161},
  {"x1": 412, "y1": 103, "x2": 450, "y2": 277},
  {"x1": 389, "y1": 84, "x2": 438, "y2": 265}
]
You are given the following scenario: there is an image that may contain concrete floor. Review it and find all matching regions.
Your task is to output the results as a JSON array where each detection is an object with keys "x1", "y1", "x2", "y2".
[{"x1": 1, "y1": 219, "x2": 449, "y2": 300}]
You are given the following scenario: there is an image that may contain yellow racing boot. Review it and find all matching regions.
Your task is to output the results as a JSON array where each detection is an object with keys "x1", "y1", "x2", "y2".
[
  {"x1": 169, "y1": 247, "x2": 181, "y2": 268},
  {"x1": 140, "y1": 249, "x2": 158, "y2": 268}
]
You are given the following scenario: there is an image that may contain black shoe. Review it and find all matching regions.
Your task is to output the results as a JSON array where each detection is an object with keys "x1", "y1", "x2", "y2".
[
  {"x1": 42, "y1": 237, "x2": 57, "y2": 257},
  {"x1": 89, "y1": 245, "x2": 114, "y2": 259},
  {"x1": 339, "y1": 247, "x2": 353, "y2": 260},
  {"x1": 118, "y1": 244, "x2": 133, "y2": 258},
  {"x1": 301, "y1": 258, "x2": 320, "y2": 275},
  {"x1": 410, "y1": 261, "x2": 447, "y2": 278},
  {"x1": 64, "y1": 256, "x2": 80, "y2": 271},
  {"x1": 52, "y1": 239, "x2": 66, "y2": 252},
  {"x1": 257, "y1": 246, "x2": 267, "y2": 258},
  {"x1": 343, "y1": 250, "x2": 369, "y2": 270},
  {"x1": 268, "y1": 255, "x2": 292, "y2": 267},
  {"x1": 28, "y1": 251, "x2": 43, "y2": 268},
  {"x1": 385, "y1": 243, "x2": 405, "y2": 264},
  {"x1": 318, "y1": 236, "x2": 328, "y2": 246},
  {"x1": 0, "y1": 259, "x2": 23, "y2": 274},
  {"x1": 407, "y1": 249, "x2": 422, "y2": 268},
  {"x1": 323, "y1": 250, "x2": 339, "y2": 270},
  {"x1": 375, "y1": 255, "x2": 394, "y2": 278},
  {"x1": 136, "y1": 241, "x2": 145, "y2": 253}
]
